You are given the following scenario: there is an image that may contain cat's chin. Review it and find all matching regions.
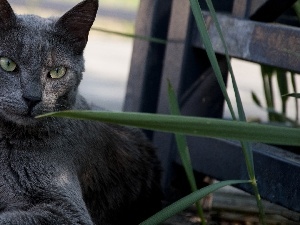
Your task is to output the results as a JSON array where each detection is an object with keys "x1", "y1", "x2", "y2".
[
  {"x1": 15, "y1": 117, "x2": 40, "y2": 127},
  {"x1": 1, "y1": 113, "x2": 41, "y2": 127}
]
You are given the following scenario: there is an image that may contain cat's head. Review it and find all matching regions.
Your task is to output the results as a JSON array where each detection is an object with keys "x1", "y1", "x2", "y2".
[{"x1": 0, "y1": 0, "x2": 98, "y2": 126}]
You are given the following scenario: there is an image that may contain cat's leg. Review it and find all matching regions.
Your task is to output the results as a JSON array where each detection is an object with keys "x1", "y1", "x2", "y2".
[
  {"x1": 0, "y1": 184, "x2": 94, "y2": 225},
  {"x1": 0, "y1": 206, "x2": 93, "y2": 225},
  {"x1": 0, "y1": 200, "x2": 94, "y2": 225}
]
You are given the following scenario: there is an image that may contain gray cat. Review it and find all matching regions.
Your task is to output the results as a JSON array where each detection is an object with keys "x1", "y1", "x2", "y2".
[{"x1": 0, "y1": 0, "x2": 161, "y2": 224}]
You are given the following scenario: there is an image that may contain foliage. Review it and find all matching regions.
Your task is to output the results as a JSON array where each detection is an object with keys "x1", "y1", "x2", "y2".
[
  {"x1": 37, "y1": 110, "x2": 300, "y2": 147},
  {"x1": 251, "y1": 1, "x2": 300, "y2": 127},
  {"x1": 168, "y1": 82, "x2": 206, "y2": 224},
  {"x1": 251, "y1": 66, "x2": 299, "y2": 126}
]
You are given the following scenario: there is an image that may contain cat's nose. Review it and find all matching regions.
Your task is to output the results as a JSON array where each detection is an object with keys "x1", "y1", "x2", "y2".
[{"x1": 22, "y1": 94, "x2": 42, "y2": 109}]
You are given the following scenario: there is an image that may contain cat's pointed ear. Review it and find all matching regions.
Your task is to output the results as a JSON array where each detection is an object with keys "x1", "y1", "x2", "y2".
[
  {"x1": 55, "y1": 0, "x2": 98, "y2": 54},
  {"x1": 0, "y1": 0, "x2": 16, "y2": 30}
]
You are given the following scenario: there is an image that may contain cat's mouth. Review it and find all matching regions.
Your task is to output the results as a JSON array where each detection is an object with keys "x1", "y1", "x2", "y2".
[
  {"x1": 1, "y1": 106, "x2": 43, "y2": 126},
  {"x1": 8, "y1": 112, "x2": 39, "y2": 126},
  {"x1": 24, "y1": 107, "x2": 36, "y2": 118}
]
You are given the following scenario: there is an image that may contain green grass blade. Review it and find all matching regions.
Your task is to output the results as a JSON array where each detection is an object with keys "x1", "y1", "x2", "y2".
[
  {"x1": 37, "y1": 111, "x2": 300, "y2": 147},
  {"x1": 168, "y1": 82, "x2": 196, "y2": 190},
  {"x1": 253, "y1": 91, "x2": 298, "y2": 126},
  {"x1": 264, "y1": 108, "x2": 298, "y2": 127},
  {"x1": 204, "y1": 0, "x2": 257, "y2": 186},
  {"x1": 204, "y1": 0, "x2": 253, "y2": 153},
  {"x1": 261, "y1": 66, "x2": 274, "y2": 108},
  {"x1": 283, "y1": 93, "x2": 300, "y2": 98},
  {"x1": 290, "y1": 72, "x2": 299, "y2": 122},
  {"x1": 189, "y1": 0, "x2": 236, "y2": 120},
  {"x1": 194, "y1": 0, "x2": 256, "y2": 167},
  {"x1": 261, "y1": 65, "x2": 276, "y2": 121},
  {"x1": 91, "y1": 27, "x2": 168, "y2": 44},
  {"x1": 293, "y1": 0, "x2": 300, "y2": 21},
  {"x1": 191, "y1": 1, "x2": 264, "y2": 223},
  {"x1": 140, "y1": 180, "x2": 250, "y2": 225},
  {"x1": 205, "y1": 0, "x2": 246, "y2": 122},
  {"x1": 251, "y1": 91, "x2": 263, "y2": 107},
  {"x1": 276, "y1": 69, "x2": 288, "y2": 116},
  {"x1": 168, "y1": 82, "x2": 206, "y2": 224}
]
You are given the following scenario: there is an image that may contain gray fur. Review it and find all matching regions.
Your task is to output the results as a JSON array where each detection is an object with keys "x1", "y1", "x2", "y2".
[{"x1": 0, "y1": 0, "x2": 161, "y2": 224}]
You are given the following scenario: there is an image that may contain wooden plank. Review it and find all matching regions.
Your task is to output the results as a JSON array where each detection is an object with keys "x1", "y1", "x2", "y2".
[
  {"x1": 152, "y1": 0, "x2": 193, "y2": 194},
  {"x1": 232, "y1": 0, "x2": 248, "y2": 18},
  {"x1": 152, "y1": 1, "x2": 228, "y2": 197},
  {"x1": 124, "y1": 0, "x2": 172, "y2": 113},
  {"x1": 192, "y1": 12, "x2": 300, "y2": 72},
  {"x1": 174, "y1": 137, "x2": 300, "y2": 212}
]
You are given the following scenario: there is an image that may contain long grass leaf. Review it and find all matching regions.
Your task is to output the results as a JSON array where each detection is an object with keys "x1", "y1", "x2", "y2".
[
  {"x1": 189, "y1": 0, "x2": 236, "y2": 120},
  {"x1": 251, "y1": 92, "x2": 263, "y2": 107},
  {"x1": 91, "y1": 27, "x2": 168, "y2": 44},
  {"x1": 198, "y1": 0, "x2": 255, "y2": 169},
  {"x1": 168, "y1": 83, "x2": 197, "y2": 191},
  {"x1": 168, "y1": 82, "x2": 196, "y2": 190},
  {"x1": 293, "y1": 0, "x2": 300, "y2": 21},
  {"x1": 140, "y1": 180, "x2": 250, "y2": 225},
  {"x1": 205, "y1": 0, "x2": 246, "y2": 121},
  {"x1": 192, "y1": 1, "x2": 264, "y2": 223},
  {"x1": 37, "y1": 111, "x2": 300, "y2": 147},
  {"x1": 261, "y1": 66, "x2": 276, "y2": 121},
  {"x1": 283, "y1": 93, "x2": 300, "y2": 98},
  {"x1": 168, "y1": 82, "x2": 206, "y2": 224},
  {"x1": 276, "y1": 69, "x2": 288, "y2": 116},
  {"x1": 290, "y1": 72, "x2": 299, "y2": 122}
]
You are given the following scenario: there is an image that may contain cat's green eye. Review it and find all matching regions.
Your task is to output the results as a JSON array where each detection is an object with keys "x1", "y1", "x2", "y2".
[
  {"x1": 0, "y1": 57, "x2": 17, "y2": 72},
  {"x1": 49, "y1": 66, "x2": 67, "y2": 79}
]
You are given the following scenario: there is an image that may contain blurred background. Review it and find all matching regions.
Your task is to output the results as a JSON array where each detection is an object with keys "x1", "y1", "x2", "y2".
[{"x1": 9, "y1": 0, "x2": 300, "y2": 123}]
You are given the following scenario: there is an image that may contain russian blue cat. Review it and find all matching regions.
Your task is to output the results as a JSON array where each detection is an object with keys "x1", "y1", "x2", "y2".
[{"x1": 0, "y1": 0, "x2": 161, "y2": 224}]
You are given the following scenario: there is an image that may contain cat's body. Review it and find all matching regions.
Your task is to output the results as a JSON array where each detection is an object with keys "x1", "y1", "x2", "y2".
[{"x1": 0, "y1": 0, "x2": 161, "y2": 224}]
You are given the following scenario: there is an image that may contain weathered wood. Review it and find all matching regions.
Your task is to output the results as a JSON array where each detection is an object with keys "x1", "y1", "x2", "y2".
[
  {"x1": 192, "y1": 12, "x2": 300, "y2": 72},
  {"x1": 152, "y1": 1, "x2": 229, "y2": 198},
  {"x1": 124, "y1": 0, "x2": 172, "y2": 113},
  {"x1": 152, "y1": 0, "x2": 194, "y2": 196},
  {"x1": 174, "y1": 138, "x2": 300, "y2": 212},
  {"x1": 232, "y1": 0, "x2": 248, "y2": 18},
  {"x1": 125, "y1": 0, "x2": 300, "y2": 214}
]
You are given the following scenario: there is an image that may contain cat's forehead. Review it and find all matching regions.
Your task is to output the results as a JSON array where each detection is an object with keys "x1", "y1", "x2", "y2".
[
  {"x1": 0, "y1": 14, "x2": 57, "y2": 49},
  {"x1": 0, "y1": 14, "x2": 74, "y2": 63},
  {"x1": 17, "y1": 14, "x2": 56, "y2": 34}
]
